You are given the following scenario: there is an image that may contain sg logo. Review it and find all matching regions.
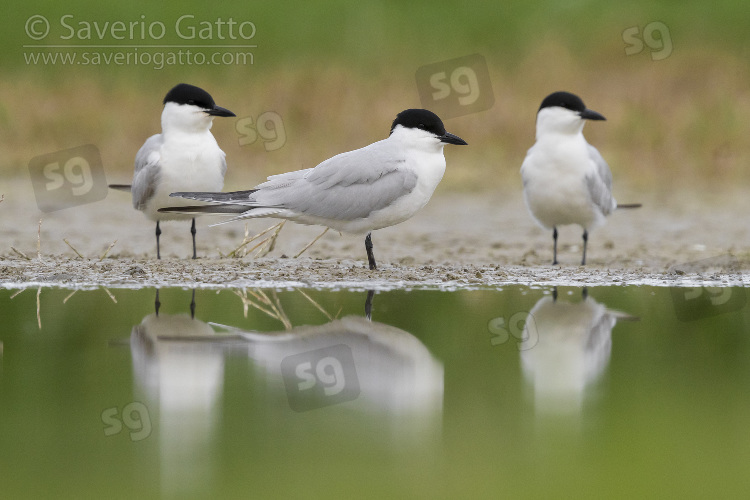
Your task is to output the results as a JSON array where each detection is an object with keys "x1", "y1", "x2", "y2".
[
  {"x1": 671, "y1": 285, "x2": 746, "y2": 322},
  {"x1": 670, "y1": 255, "x2": 747, "y2": 321},
  {"x1": 488, "y1": 312, "x2": 538, "y2": 350},
  {"x1": 281, "y1": 344, "x2": 360, "y2": 412},
  {"x1": 416, "y1": 53, "x2": 495, "y2": 119},
  {"x1": 29, "y1": 144, "x2": 108, "y2": 212},
  {"x1": 236, "y1": 112, "x2": 286, "y2": 151},
  {"x1": 623, "y1": 21, "x2": 673, "y2": 61},
  {"x1": 101, "y1": 402, "x2": 152, "y2": 442}
]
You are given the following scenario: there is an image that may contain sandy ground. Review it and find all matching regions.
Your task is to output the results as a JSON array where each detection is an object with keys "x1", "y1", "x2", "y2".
[{"x1": 1, "y1": 178, "x2": 749, "y2": 289}]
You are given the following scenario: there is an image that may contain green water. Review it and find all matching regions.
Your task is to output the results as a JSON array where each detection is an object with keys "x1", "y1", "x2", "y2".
[{"x1": 1, "y1": 285, "x2": 748, "y2": 498}]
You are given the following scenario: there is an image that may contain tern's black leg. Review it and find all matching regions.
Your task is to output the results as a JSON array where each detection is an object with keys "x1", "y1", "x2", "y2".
[
  {"x1": 365, "y1": 232, "x2": 377, "y2": 270},
  {"x1": 189, "y1": 289, "x2": 196, "y2": 319},
  {"x1": 191, "y1": 218, "x2": 197, "y2": 259},
  {"x1": 581, "y1": 229, "x2": 588, "y2": 266},
  {"x1": 552, "y1": 227, "x2": 559, "y2": 265},
  {"x1": 365, "y1": 290, "x2": 375, "y2": 320},
  {"x1": 155, "y1": 221, "x2": 162, "y2": 260},
  {"x1": 155, "y1": 288, "x2": 161, "y2": 317}
]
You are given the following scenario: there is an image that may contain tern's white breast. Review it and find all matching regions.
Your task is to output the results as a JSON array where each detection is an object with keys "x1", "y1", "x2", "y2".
[
  {"x1": 521, "y1": 135, "x2": 602, "y2": 230},
  {"x1": 143, "y1": 132, "x2": 226, "y2": 221}
]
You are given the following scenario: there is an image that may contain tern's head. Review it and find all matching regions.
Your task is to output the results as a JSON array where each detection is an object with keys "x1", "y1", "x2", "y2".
[
  {"x1": 536, "y1": 91, "x2": 605, "y2": 137},
  {"x1": 389, "y1": 109, "x2": 468, "y2": 149},
  {"x1": 161, "y1": 83, "x2": 235, "y2": 133}
]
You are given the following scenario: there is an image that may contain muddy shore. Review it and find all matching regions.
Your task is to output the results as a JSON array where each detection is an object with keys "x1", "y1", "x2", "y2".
[{"x1": 2, "y1": 180, "x2": 748, "y2": 289}]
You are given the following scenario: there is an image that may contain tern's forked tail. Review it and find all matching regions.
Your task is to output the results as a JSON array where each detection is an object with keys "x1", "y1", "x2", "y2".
[
  {"x1": 158, "y1": 202, "x2": 284, "y2": 226},
  {"x1": 158, "y1": 204, "x2": 249, "y2": 215},
  {"x1": 169, "y1": 189, "x2": 258, "y2": 204}
]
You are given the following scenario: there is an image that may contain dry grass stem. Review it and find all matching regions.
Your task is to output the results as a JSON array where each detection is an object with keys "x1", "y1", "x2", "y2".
[
  {"x1": 297, "y1": 288, "x2": 337, "y2": 321},
  {"x1": 294, "y1": 227, "x2": 329, "y2": 258},
  {"x1": 102, "y1": 287, "x2": 117, "y2": 304},
  {"x1": 233, "y1": 288, "x2": 292, "y2": 330},
  {"x1": 63, "y1": 239, "x2": 85, "y2": 259},
  {"x1": 227, "y1": 222, "x2": 282, "y2": 258},
  {"x1": 63, "y1": 290, "x2": 77, "y2": 303},
  {"x1": 36, "y1": 287, "x2": 41, "y2": 329},
  {"x1": 99, "y1": 240, "x2": 117, "y2": 261},
  {"x1": 37, "y1": 219, "x2": 42, "y2": 260},
  {"x1": 253, "y1": 221, "x2": 285, "y2": 258},
  {"x1": 10, "y1": 247, "x2": 30, "y2": 260}
]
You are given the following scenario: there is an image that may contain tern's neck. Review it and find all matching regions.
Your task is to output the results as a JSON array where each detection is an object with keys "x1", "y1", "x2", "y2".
[
  {"x1": 389, "y1": 131, "x2": 445, "y2": 155},
  {"x1": 161, "y1": 106, "x2": 214, "y2": 136},
  {"x1": 535, "y1": 121, "x2": 586, "y2": 142}
]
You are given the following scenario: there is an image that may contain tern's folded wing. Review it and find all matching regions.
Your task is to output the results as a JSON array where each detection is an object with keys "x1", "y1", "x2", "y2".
[
  {"x1": 132, "y1": 134, "x2": 162, "y2": 210},
  {"x1": 585, "y1": 144, "x2": 615, "y2": 216},
  {"x1": 260, "y1": 143, "x2": 418, "y2": 220}
]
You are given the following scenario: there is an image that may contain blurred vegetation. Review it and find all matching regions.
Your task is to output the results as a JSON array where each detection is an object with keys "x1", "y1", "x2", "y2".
[{"x1": 1, "y1": 0, "x2": 749, "y2": 192}]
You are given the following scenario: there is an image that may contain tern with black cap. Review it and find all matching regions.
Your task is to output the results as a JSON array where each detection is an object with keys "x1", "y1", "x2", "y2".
[
  {"x1": 109, "y1": 83, "x2": 236, "y2": 259},
  {"x1": 160, "y1": 108, "x2": 467, "y2": 270},
  {"x1": 520, "y1": 91, "x2": 640, "y2": 265}
]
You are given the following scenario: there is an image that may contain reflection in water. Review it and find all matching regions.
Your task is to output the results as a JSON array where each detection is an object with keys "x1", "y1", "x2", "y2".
[
  {"x1": 128, "y1": 289, "x2": 443, "y2": 496},
  {"x1": 219, "y1": 290, "x2": 444, "y2": 443},
  {"x1": 520, "y1": 288, "x2": 637, "y2": 416},
  {"x1": 130, "y1": 290, "x2": 237, "y2": 498}
]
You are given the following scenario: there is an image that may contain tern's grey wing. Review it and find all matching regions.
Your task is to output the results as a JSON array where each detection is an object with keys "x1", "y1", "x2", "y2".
[
  {"x1": 131, "y1": 134, "x2": 162, "y2": 210},
  {"x1": 584, "y1": 304, "x2": 616, "y2": 355},
  {"x1": 519, "y1": 145, "x2": 536, "y2": 188},
  {"x1": 585, "y1": 144, "x2": 615, "y2": 216},
  {"x1": 219, "y1": 149, "x2": 228, "y2": 178},
  {"x1": 255, "y1": 142, "x2": 419, "y2": 220}
]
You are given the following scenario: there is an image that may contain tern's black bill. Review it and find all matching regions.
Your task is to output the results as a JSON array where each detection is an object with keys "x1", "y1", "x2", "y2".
[
  {"x1": 206, "y1": 105, "x2": 236, "y2": 117},
  {"x1": 440, "y1": 132, "x2": 468, "y2": 145},
  {"x1": 580, "y1": 109, "x2": 606, "y2": 121}
]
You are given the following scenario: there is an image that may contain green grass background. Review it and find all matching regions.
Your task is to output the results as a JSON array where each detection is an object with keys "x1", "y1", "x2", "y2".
[{"x1": 2, "y1": 0, "x2": 750, "y2": 192}]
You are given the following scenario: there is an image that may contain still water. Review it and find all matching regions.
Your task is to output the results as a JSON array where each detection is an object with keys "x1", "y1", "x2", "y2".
[{"x1": 1, "y1": 285, "x2": 748, "y2": 498}]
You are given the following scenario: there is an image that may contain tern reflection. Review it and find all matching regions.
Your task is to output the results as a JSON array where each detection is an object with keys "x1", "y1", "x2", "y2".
[
  {"x1": 520, "y1": 288, "x2": 637, "y2": 416},
  {"x1": 129, "y1": 288, "x2": 443, "y2": 471},
  {"x1": 129, "y1": 289, "x2": 237, "y2": 498},
  {"x1": 220, "y1": 290, "x2": 444, "y2": 442}
]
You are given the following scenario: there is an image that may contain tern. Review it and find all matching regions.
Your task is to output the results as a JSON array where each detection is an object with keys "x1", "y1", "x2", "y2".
[
  {"x1": 521, "y1": 91, "x2": 640, "y2": 265},
  {"x1": 160, "y1": 108, "x2": 467, "y2": 269},
  {"x1": 109, "y1": 83, "x2": 235, "y2": 259}
]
